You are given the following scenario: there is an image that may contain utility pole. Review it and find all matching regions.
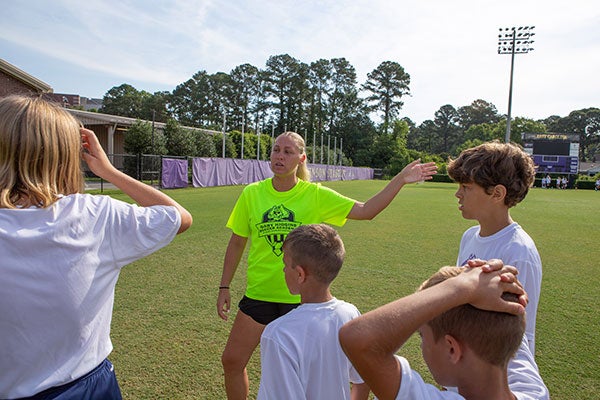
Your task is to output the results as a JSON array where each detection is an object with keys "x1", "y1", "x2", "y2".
[{"x1": 221, "y1": 110, "x2": 227, "y2": 158}]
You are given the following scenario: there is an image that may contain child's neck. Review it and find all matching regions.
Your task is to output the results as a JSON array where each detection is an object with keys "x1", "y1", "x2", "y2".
[
  {"x1": 300, "y1": 289, "x2": 333, "y2": 304},
  {"x1": 460, "y1": 387, "x2": 516, "y2": 400},
  {"x1": 457, "y1": 362, "x2": 515, "y2": 400},
  {"x1": 478, "y1": 213, "x2": 514, "y2": 237}
]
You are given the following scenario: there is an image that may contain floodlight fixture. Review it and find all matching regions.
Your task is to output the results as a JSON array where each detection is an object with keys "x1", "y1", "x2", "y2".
[{"x1": 497, "y1": 25, "x2": 536, "y2": 142}]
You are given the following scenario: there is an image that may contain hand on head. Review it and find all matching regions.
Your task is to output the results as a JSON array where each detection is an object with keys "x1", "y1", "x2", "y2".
[
  {"x1": 458, "y1": 262, "x2": 527, "y2": 316},
  {"x1": 464, "y1": 258, "x2": 528, "y2": 308},
  {"x1": 80, "y1": 128, "x2": 115, "y2": 179}
]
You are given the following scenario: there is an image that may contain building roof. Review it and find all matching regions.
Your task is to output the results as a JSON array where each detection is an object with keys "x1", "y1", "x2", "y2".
[
  {"x1": 66, "y1": 108, "x2": 220, "y2": 135},
  {"x1": 0, "y1": 58, "x2": 53, "y2": 93},
  {"x1": 67, "y1": 108, "x2": 165, "y2": 128}
]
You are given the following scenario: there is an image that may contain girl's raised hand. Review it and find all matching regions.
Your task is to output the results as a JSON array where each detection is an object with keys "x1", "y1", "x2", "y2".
[{"x1": 80, "y1": 128, "x2": 115, "y2": 178}]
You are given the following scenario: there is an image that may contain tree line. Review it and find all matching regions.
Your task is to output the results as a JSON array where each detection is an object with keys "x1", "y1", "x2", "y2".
[{"x1": 95, "y1": 53, "x2": 600, "y2": 175}]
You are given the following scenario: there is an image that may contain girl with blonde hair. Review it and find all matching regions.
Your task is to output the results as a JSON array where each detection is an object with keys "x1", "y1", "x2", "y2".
[{"x1": 0, "y1": 95, "x2": 192, "y2": 399}]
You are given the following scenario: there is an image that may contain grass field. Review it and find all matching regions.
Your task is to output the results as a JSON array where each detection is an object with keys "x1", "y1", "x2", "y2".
[{"x1": 97, "y1": 181, "x2": 599, "y2": 399}]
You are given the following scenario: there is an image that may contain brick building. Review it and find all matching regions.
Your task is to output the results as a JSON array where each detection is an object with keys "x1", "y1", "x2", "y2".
[
  {"x1": 0, "y1": 58, "x2": 217, "y2": 163},
  {"x1": 0, "y1": 57, "x2": 136, "y2": 156},
  {"x1": 0, "y1": 58, "x2": 53, "y2": 97}
]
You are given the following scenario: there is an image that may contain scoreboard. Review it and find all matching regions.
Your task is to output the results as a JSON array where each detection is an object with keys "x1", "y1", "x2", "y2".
[{"x1": 521, "y1": 133, "x2": 579, "y2": 174}]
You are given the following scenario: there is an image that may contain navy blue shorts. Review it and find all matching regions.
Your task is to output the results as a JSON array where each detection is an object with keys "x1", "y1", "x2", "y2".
[
  {"x1": 18, "y1": 358, "x2": 122, "y2": 400},
  {"x1": 238, "y1": 295, "x2": 300, "y2": 325}
]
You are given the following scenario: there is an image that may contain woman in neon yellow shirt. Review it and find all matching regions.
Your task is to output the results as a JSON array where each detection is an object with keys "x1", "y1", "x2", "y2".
[{"x1": 217, "y1": 131, "x2": 437, "y2": 399}]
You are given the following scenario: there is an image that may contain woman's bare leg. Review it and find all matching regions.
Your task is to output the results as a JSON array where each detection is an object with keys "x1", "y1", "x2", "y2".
[{"x1": 221, "y1": 311, "x2": 265, "y2": 400}]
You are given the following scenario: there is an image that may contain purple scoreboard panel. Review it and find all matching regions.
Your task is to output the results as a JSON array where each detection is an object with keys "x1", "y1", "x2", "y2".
[
  {"x1": 521, "y1": 133, "x2": 579, "y2": 174},
  {"x1": 531, "y1": 154, "x2": 578, "y2": 173}
]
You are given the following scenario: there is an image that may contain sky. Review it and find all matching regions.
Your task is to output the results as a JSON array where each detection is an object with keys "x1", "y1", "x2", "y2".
[{"x1": 1, "y1": 0, "x2": 598, "y2": 125}]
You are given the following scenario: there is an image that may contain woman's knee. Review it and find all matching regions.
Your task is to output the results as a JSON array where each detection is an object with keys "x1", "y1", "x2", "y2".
[{"x1": 221, "y1": 346, "x2": 246, "y2": 370}]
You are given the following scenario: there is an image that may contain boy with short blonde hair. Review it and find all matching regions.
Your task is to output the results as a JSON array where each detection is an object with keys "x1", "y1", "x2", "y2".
[
  {"x1": 339, "y1": 264, "x2": 548, "y2": 400},
  {"x1": 257, "y1": 224, "x2": 369, "y2": 399},
  {"x1": 419, "y1": 267, "x2": 526, "y2": 368}
]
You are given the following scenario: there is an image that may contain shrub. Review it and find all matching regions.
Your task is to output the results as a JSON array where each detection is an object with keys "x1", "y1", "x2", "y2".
[
  {"x1": 575, "y1": 180, "x2": 596, "y2": 190},
  {"x1": 431, "y1": 174, "x2": 454, "y2": 183}
]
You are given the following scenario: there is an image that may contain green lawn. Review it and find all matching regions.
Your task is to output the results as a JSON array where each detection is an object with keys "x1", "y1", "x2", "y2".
[{"x1": 99, "y1": 181, "x2": 599, "y2": 399}]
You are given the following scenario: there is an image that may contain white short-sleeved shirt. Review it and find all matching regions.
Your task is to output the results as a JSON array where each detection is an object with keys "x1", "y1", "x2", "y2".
[
  {"x1": 456, "y1": 222, "x2": 541, "y2": 355},
  {"x1": 0, "y1": 194, "x2": 180, "y2": 398},
  {"x1": 393, "y1": 343, "x2": 548, "y2": 400},
  {"x1": 258, "y1": 298, "x2": 363, "y2": 400}
]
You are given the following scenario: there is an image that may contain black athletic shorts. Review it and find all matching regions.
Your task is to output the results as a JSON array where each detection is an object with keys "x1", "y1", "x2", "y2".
[{"x1": 238, "y1": 295, "x2": 300, "y2": 325}]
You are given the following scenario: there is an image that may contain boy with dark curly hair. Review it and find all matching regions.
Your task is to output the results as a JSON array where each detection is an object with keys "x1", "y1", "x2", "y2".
[{"x1": 447, "y1": 141, "x2": 541, "y2": 356}]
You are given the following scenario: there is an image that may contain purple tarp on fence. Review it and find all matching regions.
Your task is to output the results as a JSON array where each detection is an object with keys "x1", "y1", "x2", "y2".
[
  {"x1": 191, "y1": 158, "x2": 273, "y2": 187},
  {"x1": 190, "y1": 158, "x2": 374, "y2": 188},
  {"x1": 307, "y1": 164, "x2": 374, "y2": 182},
  {"x1": 161, "y1": 158, "x2": 188, "y2": 189}
]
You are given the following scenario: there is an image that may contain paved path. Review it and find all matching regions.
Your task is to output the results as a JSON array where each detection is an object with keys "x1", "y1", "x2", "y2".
[{"x1": 85, "y1": 181, "x2": 118, "y2": 191}]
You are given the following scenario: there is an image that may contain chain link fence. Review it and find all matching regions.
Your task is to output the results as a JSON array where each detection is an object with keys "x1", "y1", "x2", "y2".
[{"x1": 85, "y1": 154, "x2": 165, "y2": 189}]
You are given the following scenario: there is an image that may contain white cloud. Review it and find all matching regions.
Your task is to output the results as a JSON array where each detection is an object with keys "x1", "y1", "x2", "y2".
[{"x1": 1, "y1": 0, "x2": 597, "y2": 122}]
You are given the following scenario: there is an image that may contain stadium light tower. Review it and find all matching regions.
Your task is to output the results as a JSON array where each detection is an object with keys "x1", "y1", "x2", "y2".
[{"x1": 498, "y1": 26, "x2": 535, "y2": 143}]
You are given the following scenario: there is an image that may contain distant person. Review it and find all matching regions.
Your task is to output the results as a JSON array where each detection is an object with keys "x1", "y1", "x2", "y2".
[
  {"x1": 595, "y1": 178, "x2": 600, "y2": 191},
  {"x1": 257, "y1": 224, "x2": 369, "y2": 400},
  {"x1": 0, "y1": 95, "x2": 193, "y2": 399},
  {"x1": 447, "y1": 141, "x2": 541, "y2": 356},
  {"x1": 217, "y1": 131, "x2": 437, "y2": 399},
  {"x1": 339, "y1": 263, "x2": 549, "y2": 400}
]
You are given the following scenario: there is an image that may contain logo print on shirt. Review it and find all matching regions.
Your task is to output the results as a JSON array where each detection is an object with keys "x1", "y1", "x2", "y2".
[
  {"x1": 460, "y1": 253, "x2": 478, "y2": 267},
  {"x1": 256, "y1": 204, "x2": 301, "y2": 256}
]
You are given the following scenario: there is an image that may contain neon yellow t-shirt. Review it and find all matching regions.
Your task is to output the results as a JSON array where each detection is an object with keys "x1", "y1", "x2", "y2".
[{"x1": 226, "y1": 178, "x2": 356, "y2": 303}]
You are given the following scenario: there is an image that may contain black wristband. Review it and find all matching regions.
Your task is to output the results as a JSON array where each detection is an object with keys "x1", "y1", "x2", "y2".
[{"x1": 219, "y1": 286, "x2": 229, "y2": 290}]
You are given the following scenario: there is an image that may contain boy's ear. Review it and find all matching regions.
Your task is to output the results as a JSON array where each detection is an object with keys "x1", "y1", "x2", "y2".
[
  {"x1": 444, "y1": 334, "x2": 464, "y2": 364},
  {"x1": 296, "y1": 265, "x2": 308, "y2": 284},
  {"x1": 491, "y1": 184, "x2": 507, "y2": 202}
]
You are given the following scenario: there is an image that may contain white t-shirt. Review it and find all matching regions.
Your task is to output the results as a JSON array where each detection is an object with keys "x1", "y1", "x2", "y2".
[
  {"x1": 258, "y1": 298, "x2": 363, "y2": 400},
  {"x1": 508, "y1": 337, "x2": 550, "y2": 400},
  {"x1": 393, "y1": 345, "x2": 547, "y2": 400},
  {"x1": 456, "y1": 222, "x2": 542, "y2": 355},
  {"x1": 0, "y1": 194, "x2": 180, "y2": 398}
]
